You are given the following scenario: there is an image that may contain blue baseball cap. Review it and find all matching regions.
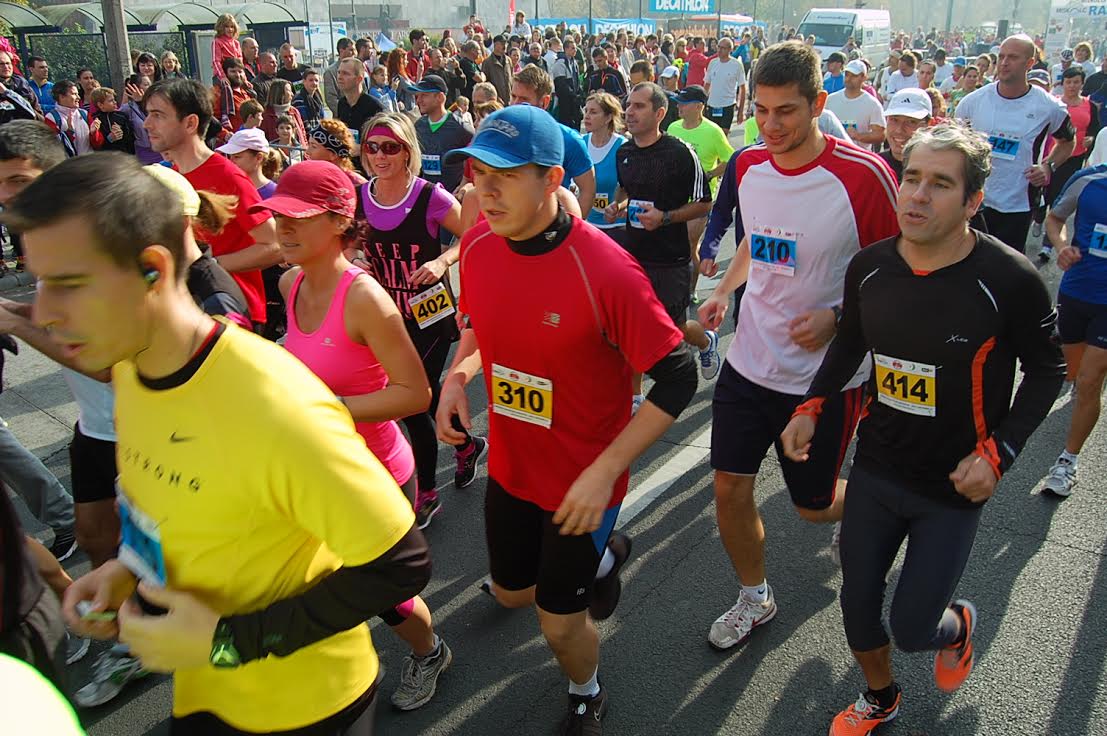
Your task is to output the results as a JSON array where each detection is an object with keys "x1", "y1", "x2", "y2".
[
  {"x1": 952, "y1": 56, "x2": 967, "y2": 66},
  {"x1": 444, "y1": 105, "x2": 564, "y2": 169}
]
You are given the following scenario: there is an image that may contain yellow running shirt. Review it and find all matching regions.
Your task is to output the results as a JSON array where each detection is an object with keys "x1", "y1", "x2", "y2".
[{"x1": 112, "y1": 322, "x2": 414, "y2": 731}]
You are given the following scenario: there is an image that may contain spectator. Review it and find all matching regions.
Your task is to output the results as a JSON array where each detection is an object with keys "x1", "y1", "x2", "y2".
[
  {"x1": 211, "y1": 13, "x2": 243, "y2": 81},
  {"x1": 356, "y1": 36, "x2": 379, "y2": 72},
  {"x1": 44, "y1": 81, "x2": 89, "y2": 157},
  {"x1": 252, "y1": 52, "x2": 278, "y2": 104},
  {"x1": 292, "y1": 68, "x2": 326, "y2": 130},
  {"x1": 260, "y1": 79, "x2": 306, "y2": 149},
  {"x1": 408, "y1": 29, "x2": 432, "y2": 81},
  {"x1": 120, "y1": 74, "x2": 159, "y2": 163},
  {"x1": 324, "y1": 37, "x2": 357, "y2": 113},
  {"x1": 76, "y1": 68, "x2": 98, "y2": 113},
  {"x1": 552, "y1": 36, "x2": 584, "y2": 128},
  {"x1": 214, "y1": 57, "x2": 256, "y2": 141},
  {"x1": 512, "y1": 11, "x2": 531, "y2": 39},
  {"x1": 823, "y1": 51, "x2": 846, "y2": 94},
  {"x1": 273, "y1": 113, "x2": 302, "y2": 165},
  {"x1": 241, "y1": 36, "x2": 259, "y2": 81},
  {"x1": 88, "y1": 87, "x2": 134, "y2": 154},
  {"x1": 509, "y1": 47, "x2": 523, "y2": 74},
  {"x1": 368, "y1": 65, "x2": 398, "y2": 112},
  {"x1": 472, "y1": 81, "x2": 498, "y2": 105},
  {"x1": 388, "y1": 49, "x2": 417, "y2": 111},
  {"x1": 471, "y1": 98, "x2": 502, "y2": 126},
  {"x1": 458, "y1": 40, "x2": 485, "y2": 102},
  {"x1": 452, "y1": 95, "x2": 473, "y2": 126},
  {"x1": 686, "y1": 36, "x2": 710, "y2": 86},
  {"x1": 160, "y1": 51, "x2": 186, "y2": 80},
  {"x1": 276, "y1": 43, "x2": 310, "y2": 85},
  {"x1": 134, "y1": 51, "x2": 163, "y2": 83},
  {"x1": 335, "y1": 57, "x2": 384, "y2": 142},
  {"x1": 26, "y1": 56, "x2": 53, "y2": 115},
  {"x1": 428, "y1": 48, "x2": 464, "y2": 106},
  {"x1": 481, "y1": 35, "x2": 514, "y2": 102},
  {"x1": 238, "y1": 99, "x2": 264, "y2": 129},
  {"x1": 0, "y1": 53, "x2": 40, "y2": 115},
  {"x1": 587, "y1": 46, "x2": 628, "y2": 100}
]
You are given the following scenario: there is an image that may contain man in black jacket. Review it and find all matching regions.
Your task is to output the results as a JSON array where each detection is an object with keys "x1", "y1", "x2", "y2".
[{"x1": 551, "y1": 37, "x2": 583, "y2": 129}]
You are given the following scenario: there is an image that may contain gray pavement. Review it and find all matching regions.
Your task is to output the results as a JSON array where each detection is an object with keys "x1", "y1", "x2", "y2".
[{"x1": 5, "y1": 223, "x2": 1107, "y2": 736}]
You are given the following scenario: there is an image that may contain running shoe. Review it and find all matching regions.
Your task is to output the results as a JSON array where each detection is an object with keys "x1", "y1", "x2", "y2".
[
  {"x1": 631, "y1": 394, "x2": 645, "y2": 415},
  {"x1": 454, "y1": 435, "x2": 488, "y2": 489},
  {"x1": 478, "y1": 576, "x2": 494, "y2": 598},
  {"x1": 590, "y1": 534, "x2": 632, "y2": 621},
  {"x1": 828, "y1": 687, "x2": 901, "y2": 735},
  {"x1": 830, "y1": 521, "x2": 842, "y2": 566},
  {"x1": 74, "y1": 650, "x2": 147, "y2": 707},
  {"x1": 415, "y1": 490, "x2": 441, "y2": 530},
  {"x1": 699, "y1": 330, "x2": 721, "y2": 380},
  {"x1": 934, "y1": 599, "x2": 977, "y2": 693},
  {"x1": 391, "y1": 639, "x2": 453, "y2": 711},
  {"x1": 691, "y1": 293, "x2": 702, "y2": 305},
  {"x1": 561, "y1": 685, "x2": 608, "y2": 736},
  {"x1": 1031, "y1": 221, "x2": 1043, "y2": 238},
  {"x1": 1038, "y1": 245, "x2": 1051, "y2": 263},
  {"x1": 708, "y1": 584, "x2": 777, "y2": 650},
  {"x1": 65, "y1": 632, "x2": 90, "y2": 665},
  {"x1": 50, "y1": 528, "x2": 78, "y2": 563},
  {"x1": 1042, "y1": 456, "x2": 1077, "y2": 497}
]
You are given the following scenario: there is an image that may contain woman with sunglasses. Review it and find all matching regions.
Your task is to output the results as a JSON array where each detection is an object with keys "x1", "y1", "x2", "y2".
[
  {"x1": 254, "y1": 159, "x2": 454, "y2": 713},
  {"x1": 355, "y1": 112, "x2": 486, "y2": 529}
]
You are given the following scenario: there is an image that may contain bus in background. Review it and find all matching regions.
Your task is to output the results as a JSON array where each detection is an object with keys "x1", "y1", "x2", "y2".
[{"x1": 797, "y1": 8, "x2": 891, "y2": 66}]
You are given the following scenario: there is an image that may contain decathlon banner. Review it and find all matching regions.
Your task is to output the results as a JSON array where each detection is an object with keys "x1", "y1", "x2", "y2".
[
  {"x1": 649, "y1": 0, "x2": 717, "y2": 14},
  {"x1": 593, "y1": 18, "x2": 658, "y2": 36}
]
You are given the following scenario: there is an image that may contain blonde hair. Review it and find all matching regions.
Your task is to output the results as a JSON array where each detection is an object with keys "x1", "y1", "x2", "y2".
[
  {"x1": 194, "y1": 190, "x2": 238, "y2": 235},
  {"x1": 361, "y1": 111, "x2": 421, "y2": 177},
  {"x1": 586, "y1": 91, "x2": 624, "y2": 133},
  {"x1": 160, "y1": 50, "x2": 179, "y2": 69},
  {"x1": 90, "y1": 87, "x2": 115, "y2": 106},
  {"x1": 472, "y1": 99, "x2": 503, "y2": 125},
  {"x1": 215, "y1": 13, "x2": 239, "y2": 37}
]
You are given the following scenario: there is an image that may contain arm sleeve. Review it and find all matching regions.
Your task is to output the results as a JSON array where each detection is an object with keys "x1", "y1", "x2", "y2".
[
  {"x1": 986, "y1": 267, "x2": 1066, "y2": 475},
  {"x1": 801, "y1": 255, "x2": 871, "y2": 406},
  {"x1": 643, "y1": 343, "x2": 698, "y2": 419},
  {"x1": 1087, "y1": 102, "x2": 1101, "y2": 142},
  {"x1": 224, "y1": 524, "x2": 431, "y2": 663},
  {"x1": 1049, "y1": 169, "x2": 1086, "y2": 219},
  {"x1": 1051, "y1": 113, "x2": 1076, "y2": 141},
  {"x1": 701, "y1": 150, "x2": 742, "y2": 262}
]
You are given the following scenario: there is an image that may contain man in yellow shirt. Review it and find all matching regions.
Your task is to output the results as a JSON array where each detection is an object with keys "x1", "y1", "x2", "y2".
[
  {"x1": 665, "y1": 84, "x2": 735, "y2": 298},
  {"x1": 5, "y1": 152, "x2": 430, "y2": 735}
]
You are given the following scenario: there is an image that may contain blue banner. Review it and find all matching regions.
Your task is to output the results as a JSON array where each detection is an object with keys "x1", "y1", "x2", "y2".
[
  {"x1": 593, "y1": 18, "x2": 657, "y2": 35},
  {"x1": 649, "y1": 0, "x2": 717, "y2": 14}
]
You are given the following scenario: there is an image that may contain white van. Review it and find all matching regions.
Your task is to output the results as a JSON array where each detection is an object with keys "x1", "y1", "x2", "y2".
[{"x1": 797, "y1": 8, "x2": 892, "y2": 65}]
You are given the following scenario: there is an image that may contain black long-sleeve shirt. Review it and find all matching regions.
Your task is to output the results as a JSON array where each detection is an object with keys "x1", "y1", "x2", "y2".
[{"x1": 802, "y1": 231, "x2": 1065, "y2": 507}]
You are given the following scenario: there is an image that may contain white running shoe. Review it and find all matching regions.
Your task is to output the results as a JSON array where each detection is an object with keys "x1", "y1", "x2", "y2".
[
  {"x1": 391, "y1": 639, "x2": 453, "y2": 711},
  {"x1": 699, "y1": 330, "x2": 721, "y2": 380},
  {"x1": 830, "y1": 521, "x2": 842, "y2": 566},
  {"x1": 1031, "y1": 221, "x2": 1043, "y2": 238},
  {"x1": 74, "y1": 650, "x2": 147, "y2": 707},
  {"x1": 1042, "y1": 457, "x2": 1077, "y2": 497},
  {"x1": 709, "y1": 584, "x2": 777, "y2": 650},
  {"x1": 65, "y1": 632, "x2": 90, "y2": 665}
]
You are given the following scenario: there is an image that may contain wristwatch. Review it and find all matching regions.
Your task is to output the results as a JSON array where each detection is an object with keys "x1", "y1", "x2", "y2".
[
  {"x1": 831, "y1": 305, "x2": 843, "y2": 328},
  {"x1": 210, "y1": 619, "x2": 242, "y2": 668},
  {"x1": 661, "y1": 210, "x2": 672, "y2": 227}
]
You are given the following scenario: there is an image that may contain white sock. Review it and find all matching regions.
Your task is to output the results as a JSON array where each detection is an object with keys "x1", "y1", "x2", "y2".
[
  {"x1": 595, "y1": 547, "x2": 616, "y2": 579},
  {"x1": 419, "y1": 634, "x2": 442, "y2": 659},
  {"x1": 1060, "y1": 449, "x2": 1079, "y2": 465},
  {"x1": 568, "y1": 668, "x2": 600, "y2": 697},
  {"x1": 741, "y1": 580, "x2": 768, "y2": 604}
]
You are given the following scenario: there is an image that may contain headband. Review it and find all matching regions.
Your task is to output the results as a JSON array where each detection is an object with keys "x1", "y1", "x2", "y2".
[
  {"x1": 309, "y1": 126, "x2": 350, "y2": 159},
  {"x1": 364, "y1": 126, "x2": 405, "y2": 145}
]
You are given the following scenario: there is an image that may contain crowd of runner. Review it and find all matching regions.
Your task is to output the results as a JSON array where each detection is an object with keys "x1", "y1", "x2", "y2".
[{"x1": 0, "y1": 13, "x2": 1103, "y2": 736}]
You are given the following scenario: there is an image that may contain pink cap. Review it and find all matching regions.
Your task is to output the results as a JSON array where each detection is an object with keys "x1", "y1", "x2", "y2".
[{"x1": 249, "y1": 160, "x2": 355, "y2": 219}]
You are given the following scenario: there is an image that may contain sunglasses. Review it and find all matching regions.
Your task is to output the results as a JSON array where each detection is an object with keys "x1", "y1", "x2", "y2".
[{"x1": 362, "y1": 140, "x2": 405, "y2": 155}]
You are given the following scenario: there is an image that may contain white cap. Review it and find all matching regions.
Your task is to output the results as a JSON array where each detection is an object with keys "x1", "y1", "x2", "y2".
[
  {"x1": 885, "y1": 87, "x2": 932, "y2": 119},
  {"x1": 844, "y1": 60, "x2": 867, "y2": 76},
  {"x1": 143, "y1": 164, "x2": 200, "y2": 217},
  {"x1": 659, "y1": 65, "x2": 679, "y2": 79},
  {"x1": 216, "y1": 127, "x2": 270, "y2": 155}
]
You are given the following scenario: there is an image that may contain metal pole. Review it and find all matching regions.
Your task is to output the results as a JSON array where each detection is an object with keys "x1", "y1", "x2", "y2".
[
  {"x1": 304, "y1": 0, "x2": 313, "y2": 65},
  {"x1": 588, "y1": 0, "x2": 592, "y2": 34},
  {"x1": 350, "y1": 0, "x2": 357, "y2": 40},
  {"x1": 100, "y1": 0, "x2": 131, "y2": 93},
  {"x1": 944, "y1": 0, "x2": 953, "y2": 33}
]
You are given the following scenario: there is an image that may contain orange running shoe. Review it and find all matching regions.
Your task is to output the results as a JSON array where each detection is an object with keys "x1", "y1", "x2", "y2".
[
  {"x1": 934, "y1": 599, "x2": 977, "y2": 693},
  {"x1": 828, "y1": 687, "x2": 901, "y2": 735}
]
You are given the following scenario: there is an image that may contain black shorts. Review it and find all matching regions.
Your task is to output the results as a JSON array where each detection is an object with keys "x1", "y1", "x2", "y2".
[
  {"x1": 1057, "y1": 292, "x2": 1107, "y2": 349},
  {"x1": 979, "y1": 208, "x2": 1032, "y2": 254},
  {"x1": 706, "y1": 104, "x2": 736, "y2": 130},
  {"x1": 710, "y1": 362, "x2": 864, "y2": 510},
  {"x1": 643, "y1": 261, "x2": 692, "y2": 328},
  {"x1": 485, "y1": 477, "x2": 620, "y2": 615},
  {"x1": 68, "y1": 423, "x2": 117, "y2": 504}
]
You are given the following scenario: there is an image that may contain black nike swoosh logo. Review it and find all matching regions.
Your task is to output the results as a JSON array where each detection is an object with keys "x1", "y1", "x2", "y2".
[{"x1": 169, "y1": 432, "x2": 195, "y2": 443}]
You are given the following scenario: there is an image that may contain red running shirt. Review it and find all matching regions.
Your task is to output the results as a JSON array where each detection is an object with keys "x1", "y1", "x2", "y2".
[
  {"x1": 182, "y1": 154, "x2": 271, "y2": 323},
  {"x1": 459, "y1": 217, "x2": 683, "y2": 511}
]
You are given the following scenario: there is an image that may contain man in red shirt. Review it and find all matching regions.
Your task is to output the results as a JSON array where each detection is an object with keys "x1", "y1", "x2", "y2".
[
  {"x1": 143, "y1": 78, "x2": 279, "y2": 329},
  {"x1": 438, "y1": 106, "x2": 697, "y2": 736},
  {"x1": 406, "y1": 29, "x2": 433, "y2": 81},
  {"x1": 685, "y1": 37, "x2": 711, "y2": 87}
]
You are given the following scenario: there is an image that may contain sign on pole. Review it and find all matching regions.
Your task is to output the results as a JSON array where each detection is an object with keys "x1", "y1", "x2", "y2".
[
  {"x1": 649, "y1": 0, "x2": 717, "y2": 14},
  {"x1": 1045, "y1": 0, "x2": 1105, "y2": 63}
]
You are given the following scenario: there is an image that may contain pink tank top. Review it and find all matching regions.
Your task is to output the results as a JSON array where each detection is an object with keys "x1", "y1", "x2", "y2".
[{"x1": 284, "y1": 267, "x2": 415, "y2": 485}]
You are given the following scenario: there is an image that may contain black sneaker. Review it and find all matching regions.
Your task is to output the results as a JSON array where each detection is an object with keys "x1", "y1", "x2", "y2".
[
  {"x1": 453, "y1": 435, "x2": 488, "y2": 489},
  {"x1": 50, "y1": 528, "x2": 78, "y2": 562},
  {"x1": 561, "y1": 686, "x2": 607, "y2": 736},
  {"x1": 589, "y1": 534, "x2": 631, "y2": 621},
  {"x1": 415, "y1": 492, "x2": 441, "y2": 530}
]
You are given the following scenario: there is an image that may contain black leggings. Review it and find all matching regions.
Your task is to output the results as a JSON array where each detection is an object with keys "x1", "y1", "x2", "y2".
[
  {"x1": 401, "y1": 325, "x2": 469, "y2": 492},
  {"x1": 839, "y1": 462, "x2": 981, "y2": 653}
]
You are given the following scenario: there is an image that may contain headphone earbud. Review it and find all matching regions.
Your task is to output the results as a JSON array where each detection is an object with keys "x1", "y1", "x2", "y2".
[{"x1": 143, "y1": 268, "x2": 160, "y2": 287}]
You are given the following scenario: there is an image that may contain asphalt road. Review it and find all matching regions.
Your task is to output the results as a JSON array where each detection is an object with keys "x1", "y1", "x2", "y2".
[{"x1": 6, "y1": 220, "x2": 1106, "y2": 736}]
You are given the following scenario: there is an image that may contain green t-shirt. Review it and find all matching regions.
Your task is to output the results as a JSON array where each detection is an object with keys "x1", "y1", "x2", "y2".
[
  {"x1": 665, "y1": 117, "x2": 736, "y2": 195},
  {"x1": 744, "y1": 116, "x2": 760, "y2": 147}
]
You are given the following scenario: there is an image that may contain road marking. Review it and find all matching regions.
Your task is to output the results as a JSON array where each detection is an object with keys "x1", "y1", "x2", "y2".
[{"x1": 618, "y1": 427, "x2": 713, "y2": 528}]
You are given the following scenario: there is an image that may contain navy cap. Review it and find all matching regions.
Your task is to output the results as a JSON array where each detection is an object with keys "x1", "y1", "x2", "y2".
[
  {"x1": 409, "y1": 74, "x2": 447, "y2": 94},
  {"x1": 444, "y1": 105, "x2": 564, "y2": 169},
  {"x1": 674, "y1": 85, "x2": 708, "y2": 105}
]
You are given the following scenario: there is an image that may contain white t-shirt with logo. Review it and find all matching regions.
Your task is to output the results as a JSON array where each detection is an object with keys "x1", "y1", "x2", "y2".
[
  {"x1": 934, "y1": 62, "x2": 954, "y2": 85},
  {"x1": 955, "y1": 83, "x2": 1073, "y2": 212},
  {"x1": 824, "y1": 90, "x2": 885, "y2": 150},
  {"x1": 883, "y1": 70, "x2": 920, "y2": 100},
  {"x1": 705, "y1": 56, "x2": 747, "y2": 108}
]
